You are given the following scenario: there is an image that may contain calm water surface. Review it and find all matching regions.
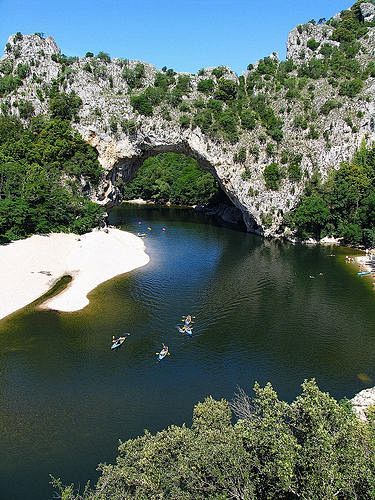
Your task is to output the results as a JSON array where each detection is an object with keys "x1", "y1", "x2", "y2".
[{"x1": 0, "y1": 205, "x2": 374, "y2": 499}]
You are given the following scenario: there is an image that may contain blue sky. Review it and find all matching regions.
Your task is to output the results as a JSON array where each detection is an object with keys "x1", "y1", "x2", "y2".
[{"x1": 1, "y1": 0, "x2": 352, "y2": 73}]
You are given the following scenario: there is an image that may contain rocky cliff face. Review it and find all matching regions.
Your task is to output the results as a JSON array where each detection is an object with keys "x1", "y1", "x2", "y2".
[{"x1": 1, "y1": 2, "x2": 374, "y2": 235}]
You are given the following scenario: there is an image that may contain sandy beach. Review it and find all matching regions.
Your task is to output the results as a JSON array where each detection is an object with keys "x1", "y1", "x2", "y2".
[{"x1": 0, "y1": 228, "x2": 149, "y2": 320}]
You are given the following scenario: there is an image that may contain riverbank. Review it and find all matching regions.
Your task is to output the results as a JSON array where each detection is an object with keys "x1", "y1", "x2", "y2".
[
  {"x1": 0, "y1": 228, "x2": 149, "y2": 320},
  {"x1": 353, "y1": 251, "x2": 375, "y2": 288}
]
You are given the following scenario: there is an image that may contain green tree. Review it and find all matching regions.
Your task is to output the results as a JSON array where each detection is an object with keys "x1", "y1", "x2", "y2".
[{"x1": 264, "y1": 162, "x2": 282, "y2": 190}]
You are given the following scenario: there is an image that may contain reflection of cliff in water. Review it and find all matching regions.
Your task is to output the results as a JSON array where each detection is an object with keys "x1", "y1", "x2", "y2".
[{"x1": 194, "y1": 189, "x2": 248, "y2": 231}]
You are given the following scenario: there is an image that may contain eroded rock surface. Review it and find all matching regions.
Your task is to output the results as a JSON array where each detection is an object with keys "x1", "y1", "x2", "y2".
[{"x1": 351, "y1": 386, "x2": 375, "y2": 421}]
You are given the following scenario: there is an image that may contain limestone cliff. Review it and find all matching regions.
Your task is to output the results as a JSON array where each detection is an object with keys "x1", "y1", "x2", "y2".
[{"x1": 1, "y1": 2, "x2": 374, "y2": 235}]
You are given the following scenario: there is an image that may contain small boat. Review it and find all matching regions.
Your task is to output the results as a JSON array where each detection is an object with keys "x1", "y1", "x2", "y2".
[
  {"x1": 157, "y1": 345, "x2": 169, "y2": 361},
  {"x1": 177, "y1": 325, "x2": 193, "y2": 336},
  {"x1": 184, "y1": 327, "x2": 193, "y2": 337},
  {"x1": 358, "y1": 271, "x2": 371, "y2": 276},
  {"x1": 137, "y1": 233, "x2": 147, "y2": 237},
  {"x1": 182, "y1": 315, "x2": 194, "y2": 326},
  {"x1": 111, "y1": 333, "x2": 130, "y2": 350}
]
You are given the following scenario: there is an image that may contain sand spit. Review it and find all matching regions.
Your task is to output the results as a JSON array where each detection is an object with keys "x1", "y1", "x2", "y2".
[{"x1": 0, "y1": 228, "x2": 149, "y2": 320}]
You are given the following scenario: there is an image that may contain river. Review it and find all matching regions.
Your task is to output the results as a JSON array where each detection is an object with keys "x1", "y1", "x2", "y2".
[{"x1": 0, "y1": 205, "x2": 374, "y2": 499}]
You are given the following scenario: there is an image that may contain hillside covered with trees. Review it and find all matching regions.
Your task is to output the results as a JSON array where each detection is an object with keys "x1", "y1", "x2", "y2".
[
  {"x1": 284, "y1": 141, "x2": 375, "y2": 246},
  {"x1": 54, "y1": 379, "x2": 374, "y2": 499},
  {"x1": 122, "y1": 153, "x2": 219, "y2": 205},
  {"x1": 0, "y1": 112, "x2": 104, "y2": 242}
]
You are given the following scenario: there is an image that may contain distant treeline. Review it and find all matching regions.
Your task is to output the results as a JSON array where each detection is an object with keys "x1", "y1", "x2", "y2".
[
  {"x1": 0, "y1": 115, "x2": 104, "y2": 242},
  {"x1": 53, "y1": 379, "x2": 374, "y2": 499},
  {"x1": 285, "y1": 142, "x2": 375, "y2": 247},
  {"x1": 122, "y1": 152, "x2": 219, "y2": 205}
]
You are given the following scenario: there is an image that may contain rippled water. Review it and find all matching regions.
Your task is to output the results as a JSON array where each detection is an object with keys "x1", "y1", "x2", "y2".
[{"x1": 0, "y1": 205, "x2": 374, "y2": 499}]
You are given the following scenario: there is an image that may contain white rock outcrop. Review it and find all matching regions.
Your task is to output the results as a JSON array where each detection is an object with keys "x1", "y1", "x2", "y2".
[{"x1": 351, "y1": 386, "x2": 375, "y2": 421}]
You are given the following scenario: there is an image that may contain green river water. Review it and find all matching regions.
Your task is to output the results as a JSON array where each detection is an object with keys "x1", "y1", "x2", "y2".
[{"x1": 0, "y1": 205, "x2": 374, "y2": 499}]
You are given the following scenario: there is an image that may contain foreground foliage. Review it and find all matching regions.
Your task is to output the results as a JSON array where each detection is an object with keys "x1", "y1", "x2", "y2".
[
  {"x1": 122, "y1": 152, "x2": 219, "y2": 205},
  {"x1": 285, "y1": 142, "x2": 375, "y2": 246},
  {"x1": 54, "y1": 379, "x2": 375, "y2": 499},
  {"x1": 0, "y1": 115, "x2": 104, "y2": 242}
]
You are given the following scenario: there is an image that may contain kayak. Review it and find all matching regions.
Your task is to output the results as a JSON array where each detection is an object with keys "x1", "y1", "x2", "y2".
[
  {"x1": 137, "y1": 233, "x2": 147, "y2": 237},
  {"x1": 158, "y1": 346, "x2": 169, "y2": 361},
  {"x1": 111, "y1": 333, "x2": 130, "y2": 350},
  {"x1": 177, "y1": 326, "x2": 193, "y2": 336},
  {"x1": 358, "y1": 271, "x2": 371, "y2": 276},
  {"x1": 183, "y1": 315, "x2": 194, "y2": 326}
]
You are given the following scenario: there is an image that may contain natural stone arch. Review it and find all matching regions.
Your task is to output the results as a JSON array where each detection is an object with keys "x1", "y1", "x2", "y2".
[{"x1": 92, "y1": 136, "x2": 262, "y2": 234}]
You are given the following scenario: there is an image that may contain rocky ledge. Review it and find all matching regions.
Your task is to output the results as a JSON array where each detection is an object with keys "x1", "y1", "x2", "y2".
[{"x1": 351, "y1": 386, "x2": 375, "y2": 421}]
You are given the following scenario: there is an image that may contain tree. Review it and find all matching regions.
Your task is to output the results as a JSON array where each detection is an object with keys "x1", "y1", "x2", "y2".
[
  {"x1": 264, "y1": 163, "x2": 282, "y2": 190},
  {"x1": 48, "y1": 92, "x2": 82, "y2": 120},
  {"x1": 96, "y1": 51, "x2": 111, "y2": 63},
  {"x1": 290, "y1": 193, "x2": 330, "y2": 239},
  {"x1": 53, "y1": 379, "x2": 374, "y2": 499},
  {"x1": 197, "y1": 79, "x2": 214, "y2": 94}
]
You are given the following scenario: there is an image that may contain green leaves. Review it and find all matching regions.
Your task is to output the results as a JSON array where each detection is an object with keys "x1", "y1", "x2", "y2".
[
  {"x1": 59, "y1": 379, "x2": 374, "y2": 499},
  {"x1": 285, "y1": 142, "x2": 375, "y2": 244},
  {"x1": 0, "y1": 115, "x2": 104, "y2": 241},
  {"x1": 122, "y1": 152, "x2": 218, "y2": 205}
]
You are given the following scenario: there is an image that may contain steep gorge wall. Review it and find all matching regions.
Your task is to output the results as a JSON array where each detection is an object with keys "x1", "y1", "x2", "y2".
[{"x1": 1, "y1": 2, "x2": 375, "y2": 235}]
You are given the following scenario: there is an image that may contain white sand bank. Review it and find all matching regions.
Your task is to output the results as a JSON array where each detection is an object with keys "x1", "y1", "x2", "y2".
[{"x1": 0, "y1": 228, "x2": 149, "y2": 320}]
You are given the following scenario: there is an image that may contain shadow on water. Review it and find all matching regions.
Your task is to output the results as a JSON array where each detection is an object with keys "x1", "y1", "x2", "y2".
[{"x1": 0, "y1": 205, "x2": 374, "y2": 499}]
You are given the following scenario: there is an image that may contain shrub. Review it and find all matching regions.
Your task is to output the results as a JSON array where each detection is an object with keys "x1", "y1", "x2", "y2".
[
  {"x1": 18, "y1": 100, "x2": 34, "y2": 119},
  {"x1": 123, "y1": 63, "x2": 145, "y2": 90},
  {"x1": 49, "y1": 92, "x2": 82, "y2": 120},
  {"x1": 197, "y1": 79, "x2": 215, "y2": 94},
  {"x1": 264, "y1": 163, "x2": 282, "y2": 190},
  {"x1": 16, "y1": 63, "x2": 29, "y2": 79},
  {"x1": 130, "y1": 87, "x2": 164, "y2": 116},
  {"x1": 293, "y1": 114, "x2": 309, "y2": 130},
  {"x1": 212, "y1": 66, "x2": 226, "y2": 79},
  {"x1": 0, "y1": 74, "x2": 21, "y2": 97},
  {"x1": 85, "y1": 52, "x2": 94, "y2": 58},
  {"x1": 179, "y1": 114, "x2": 190, "y2": 128},
  {"x1": 216, "y1": 110, "x2": 238, "y2": 143},
  {"x1": 234, "y1": 147, "x2": 246, "y2": 164},
  {"x1": 339, "y1": 79, "x2": 363, "y2": 97},
  {"x1": 240, "y1": 110, "x2": 257, "y2": 130},
  {"x1": 96, "y1": 51, "x2": 111, "y2": 63},
  {"x1": 320, "y1": 99, "x2": 342, "y2": 116},
  {"x1": 307, "y1": 38, "x2": 320, "y2": 51},
  {"x1": 214, "y1": 78, "x2": 238, "y2": 101},
  {"x1": 121, "y1": 119, "x2": 137, "y2": 135},
  {"x1": 287, "y1": 162, "x2": 302, "y2": 182}
]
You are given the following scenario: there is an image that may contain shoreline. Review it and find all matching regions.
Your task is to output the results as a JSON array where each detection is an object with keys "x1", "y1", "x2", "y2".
[
  {"x1": 353, "y1": 251, "x2": 375, "y2": 288},
  {"x1": 0, "y1": 228, "x2": 150, "y2": 321}
]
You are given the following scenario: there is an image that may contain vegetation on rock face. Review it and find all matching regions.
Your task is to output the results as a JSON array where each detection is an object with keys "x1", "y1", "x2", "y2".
[
  {"x1": 285, "y1": 141, "x2": 375, "y2": 246},
  {"x1": 0, "y1": 115, "x2": 104, "y2": 242},
  {"x1": 122, "y1": 153, "x2": 219, "y2": 205},
  {"x1": 53, "y1": 379, "x2": 375, "y2": 499}
]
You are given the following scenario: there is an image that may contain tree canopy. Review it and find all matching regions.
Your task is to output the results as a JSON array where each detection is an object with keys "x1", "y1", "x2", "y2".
[
  {"x1": 285, "y1": 141, "x2": 375, "y2": 246},
  {"x1": 53, "y1": 379, "x2": 375, "y2": 499},
  {"x1": 0, "y1": 115, "x2": 104, "y2": 242},
  {"x1": 122, "y1": 153, "x2": 219, "y2": 205}
]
